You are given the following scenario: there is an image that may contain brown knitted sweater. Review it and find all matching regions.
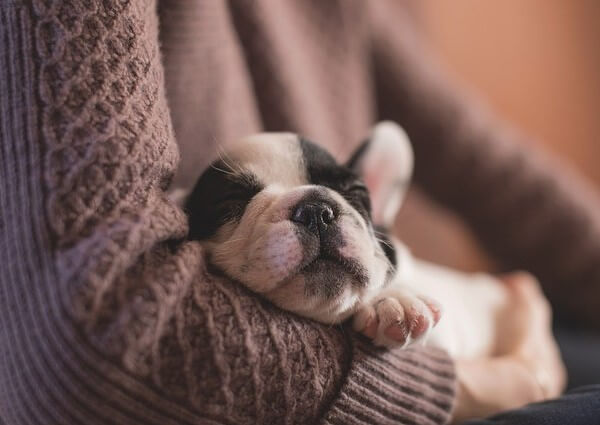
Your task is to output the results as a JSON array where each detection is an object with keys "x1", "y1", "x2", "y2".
[{"x1": 1, "y1": 1, "x2": 599, "y2": 425}]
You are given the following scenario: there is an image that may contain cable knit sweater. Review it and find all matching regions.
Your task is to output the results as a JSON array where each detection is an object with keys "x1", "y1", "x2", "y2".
[{"x1": 1, "y1": 1, "x2": 600, "y2": 425}]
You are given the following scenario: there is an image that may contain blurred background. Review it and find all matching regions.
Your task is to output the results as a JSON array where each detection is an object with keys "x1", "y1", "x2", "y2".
[{"x1": 394, "y1": 0, "x2": 600, "y2": 272}]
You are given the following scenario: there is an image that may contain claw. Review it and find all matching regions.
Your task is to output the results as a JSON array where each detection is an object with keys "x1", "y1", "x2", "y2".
[
  {"x1": 384, "y1": 320, "x2": 409, "y2": 344},
  {"x1": 409, "y1": 312, "x2": 429, "y2": 339},
  {"x1": 419, "y1": 295, "x2": 442, "y2": 325}
]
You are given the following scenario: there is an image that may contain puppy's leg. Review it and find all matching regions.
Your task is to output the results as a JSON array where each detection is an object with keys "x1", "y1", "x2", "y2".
[{"x1": 353, "y1": 289, "x2": 442, "y2": 348}]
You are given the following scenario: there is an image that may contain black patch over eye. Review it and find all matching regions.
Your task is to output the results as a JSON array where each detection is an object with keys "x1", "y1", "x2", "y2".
[
  {"x1": 299, "y1": 137, "x2": 372, "y2": 220},
  {"x1": 185, "y1": 160, "x2": 262, "y2": 240},
  {"x1": 340, "y1": 182, "x2": 371, "y2": 219}
]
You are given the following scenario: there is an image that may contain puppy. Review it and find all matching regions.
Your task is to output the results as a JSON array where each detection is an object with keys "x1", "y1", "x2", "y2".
[{"x1": 184, "y1": 122, "x2": 509, "y2": 357}]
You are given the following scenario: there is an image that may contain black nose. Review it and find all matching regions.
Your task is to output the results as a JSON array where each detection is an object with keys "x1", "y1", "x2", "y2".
[{"x1": 291, "y1": 202, "x2": 336, "y2": 233}]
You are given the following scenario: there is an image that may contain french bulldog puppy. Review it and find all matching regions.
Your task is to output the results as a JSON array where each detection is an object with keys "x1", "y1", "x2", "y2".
[{"x1": 184, "y1": 122, "x2": 509, "y2": 357}]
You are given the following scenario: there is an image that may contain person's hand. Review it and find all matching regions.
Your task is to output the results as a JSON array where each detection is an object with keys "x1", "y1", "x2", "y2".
[
  {"x1": 501, "y1": 272, "x2": 566, "y2": 398},
  {"x1": 451, "y1": 272, "x2": 566, "y2": 423}
]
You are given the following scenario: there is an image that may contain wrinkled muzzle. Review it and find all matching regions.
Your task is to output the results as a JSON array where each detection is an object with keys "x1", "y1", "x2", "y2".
[{"x1": 206, "y1": 186, "x2": 389, "y2": 323}]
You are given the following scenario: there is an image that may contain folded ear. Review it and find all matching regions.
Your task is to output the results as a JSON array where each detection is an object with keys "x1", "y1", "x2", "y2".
[{"x1": 347, "y1": 121, "x2": 414, "y2": 229}]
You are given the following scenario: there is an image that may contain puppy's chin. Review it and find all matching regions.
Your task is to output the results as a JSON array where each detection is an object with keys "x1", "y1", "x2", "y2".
[
  {"x1": 264, "y1": 272, "x2": 363, "y2": 324},
  {"x1": 209, "y1": 229, "x2": 374, "y2": 323},
  {"x1": 260, "y1": 248, "x2": 393, "y2": 323}
]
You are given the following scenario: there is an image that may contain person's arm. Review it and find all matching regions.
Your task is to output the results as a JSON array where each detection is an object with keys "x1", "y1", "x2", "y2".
[
  {"x1": 369, "y1": 1, "x2": 600, "y2": 328},
  {"x1": 0, "y1": 1, "x2": 456, "y2": 424}
]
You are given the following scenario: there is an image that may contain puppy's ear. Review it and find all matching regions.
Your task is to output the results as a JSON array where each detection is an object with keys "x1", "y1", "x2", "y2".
[{"x1": 347, "y1": 121, "x2": 414, "y2": 229}]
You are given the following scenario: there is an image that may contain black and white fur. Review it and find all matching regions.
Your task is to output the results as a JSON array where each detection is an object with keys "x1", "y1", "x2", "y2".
[{"x1": 184, "y1": 123, "x2": 508, "y2": 356}]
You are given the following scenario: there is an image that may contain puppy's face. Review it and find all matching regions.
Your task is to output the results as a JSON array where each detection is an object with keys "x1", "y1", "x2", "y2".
[{"x1": 186, "y1": 125, "x2": 412, "y2": 323}]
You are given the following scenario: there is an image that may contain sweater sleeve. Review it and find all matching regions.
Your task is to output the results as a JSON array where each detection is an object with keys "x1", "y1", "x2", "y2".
[
  {"x1": 370, "y1": 2, "x2": 600, "y2": 328},
  {"x1": 0, "y1": 2, "x2": 455, "y2": 424}
]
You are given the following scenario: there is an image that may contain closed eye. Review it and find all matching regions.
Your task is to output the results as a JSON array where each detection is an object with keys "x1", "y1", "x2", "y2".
[
  {"x1": 341, "y1": 182, "x2": 371, "y2": 217},
  {"x1": 346, "y1": 183, "x2": 368, "y2": 195},
  {"x1": 215, "y1": 187, "x2": 254, "y2": 203},
  {"x1": 186, "y1": 163, "x2": 263, "y2": 240},
  {"x1": 213, "y1": 180, "x2": 261, "y2": 219}
]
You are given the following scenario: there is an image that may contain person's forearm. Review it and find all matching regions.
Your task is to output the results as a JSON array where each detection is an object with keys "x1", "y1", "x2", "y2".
[
  {"x1": 0, "y1": 1, "x2": 344, "y2": 423},
  {"x1": 0, "y1": 2, "x2": 457, "y2": 424}
]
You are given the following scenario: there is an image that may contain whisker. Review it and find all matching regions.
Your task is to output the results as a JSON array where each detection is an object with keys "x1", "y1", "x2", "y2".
[
  {"x1": 217, "y1": 145, "x2": 246, "y2": 176},
  {"x1": 375, "y1": 236, "x2": 394, "y2": 250},
  {"x1": 210, "y1": 163, "x2": 237, "y2": 177}
]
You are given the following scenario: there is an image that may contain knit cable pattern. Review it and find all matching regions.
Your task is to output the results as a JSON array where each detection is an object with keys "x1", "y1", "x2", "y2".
[
  {"x1": 2, "y1": 1, "x2": 456, "y2": 424},
  {"x1": 30, "y1": 0, "x2": 349, "y2": 423}
]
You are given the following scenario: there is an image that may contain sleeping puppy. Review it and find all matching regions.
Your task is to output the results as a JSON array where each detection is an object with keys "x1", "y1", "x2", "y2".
[{"x1": 184, "y1": 122, "x2": 509, "y2": 357}]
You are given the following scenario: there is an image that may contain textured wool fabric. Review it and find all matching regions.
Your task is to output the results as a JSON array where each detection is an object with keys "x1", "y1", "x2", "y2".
[
  {"x1": 0, "y1": 1, "x2": 454, "y2": 424},
  {"x1": 1, "y1": 1, "x2": 599, "y2": 425}
]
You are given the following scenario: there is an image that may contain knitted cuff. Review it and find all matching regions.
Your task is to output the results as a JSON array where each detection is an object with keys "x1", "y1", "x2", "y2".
[{"x1": 321, "y1": 336, "x2": 456, "y2": 425}]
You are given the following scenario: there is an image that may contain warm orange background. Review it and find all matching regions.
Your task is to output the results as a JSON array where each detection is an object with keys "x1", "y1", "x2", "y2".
[{"x1": 394, "y1": 1, "x2": 600, "y2": 272}]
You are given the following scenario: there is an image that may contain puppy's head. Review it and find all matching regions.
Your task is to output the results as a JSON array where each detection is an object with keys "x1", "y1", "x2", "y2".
[{"x1": 185, "y1": 122, "x2": 413, "y2": 323}]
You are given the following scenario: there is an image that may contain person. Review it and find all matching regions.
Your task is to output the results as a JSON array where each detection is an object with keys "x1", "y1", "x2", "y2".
[{"x1": 1, "y1": 1, "x2": 599, "y2": 424}]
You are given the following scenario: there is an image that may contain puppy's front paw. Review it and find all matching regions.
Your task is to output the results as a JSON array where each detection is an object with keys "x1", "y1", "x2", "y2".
[{"x1": 353, "y1": 292, "x2": 442, "y2": 348}]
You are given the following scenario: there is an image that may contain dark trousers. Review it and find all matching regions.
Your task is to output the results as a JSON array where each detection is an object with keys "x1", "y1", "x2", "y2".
[
  {"x1": 464, "y1": 324, "x2": 600, "y2": 424},
  {"x1": 463, "y1": 385, "x2": 600, "y2": 425}
]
